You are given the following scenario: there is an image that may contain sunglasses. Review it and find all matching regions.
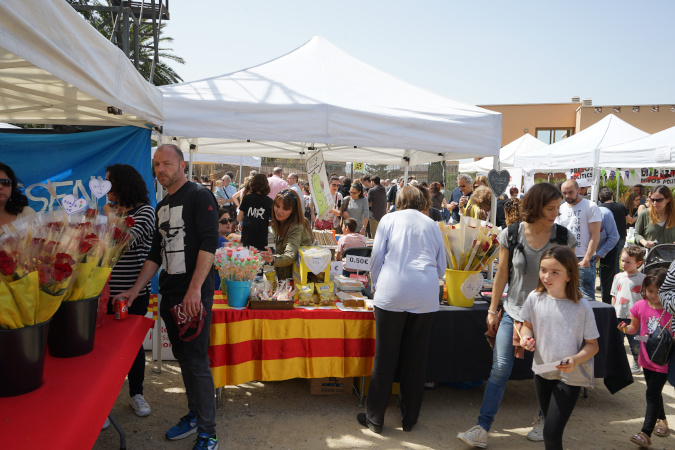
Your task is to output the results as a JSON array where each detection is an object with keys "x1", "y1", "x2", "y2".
[
  {"x1": 0, "y1": 178, "x2": 11, "y2": 188},
  {"x1": 330, "y1": 184, "x2": 339, "y2": 187},
  {"x1": 219, "y1": 218, "x2": 235, "y2": 224},
  {"x1": 650, "y1": 197, "x2": 666, "y2": 204},
  {"x1": 458, "y1": 184, "x2": 466, "y2": 188}
]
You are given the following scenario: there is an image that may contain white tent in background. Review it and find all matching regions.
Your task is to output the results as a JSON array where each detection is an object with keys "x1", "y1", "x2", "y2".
[
  {"x1": 159, "y1": 36, "x2": 502, "y2": 165},
  {"x1": 598, "y1": 125, "x2": 675, "y2": 168},
  {"x1": 513, "y1": 114, "x2": 649, "y2": 172},
  {"x1": 459, "y1": 133, "x2": 547, "y2": 172},
  {"x1": 0, "y1": 0, "x2": 162, "y2": 127},
  {"x1": 0, "y1": 123, "x2": 19, "y2": 129},
  {"x1": 151, "y1": 145, "x2": 261, "y2": 168}
]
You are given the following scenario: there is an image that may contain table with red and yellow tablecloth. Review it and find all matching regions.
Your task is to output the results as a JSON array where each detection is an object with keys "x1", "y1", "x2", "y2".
[{"x1": 208, "y1": 293, "x2": 376, "y2": 388}]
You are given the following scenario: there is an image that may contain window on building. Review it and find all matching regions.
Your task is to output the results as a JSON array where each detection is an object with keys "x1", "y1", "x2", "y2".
[{"x1": 536, "y1": 128, "x2": 574, "y2": 144}]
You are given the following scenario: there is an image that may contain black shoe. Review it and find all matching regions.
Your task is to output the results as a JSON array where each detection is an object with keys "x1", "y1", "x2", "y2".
[
  {"x1": 357, "y1": 413, "x2": 383, "y2": 433},
  {"x1": 402, "y1": 424, "x2": 413, "y2": 432}
]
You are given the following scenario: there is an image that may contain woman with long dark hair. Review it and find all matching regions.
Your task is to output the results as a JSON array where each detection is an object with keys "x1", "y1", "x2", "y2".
[
  {"x1": 0, "y1": 162, "x2": 35, "y2": 229},
  {"x1": 635, "y1": 185, "x2": 675, "y2": 248},
  {"x1": 103, "y1": 164, "x2": 156, "y2": 420},
  {"x1": 237, "y1": 174, "x2": 272, "y2": 251},
  {"x1": 625, "y1": 192, "x2": 641, "y2": 229},
  {"x1": 261, "y1": 189, "x2": 312, "y2": 280}
]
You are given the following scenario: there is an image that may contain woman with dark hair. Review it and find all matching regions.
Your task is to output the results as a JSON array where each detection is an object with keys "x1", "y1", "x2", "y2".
[
  {"x1": 458, "y1": 182, "x2": 577, "y2": 448},
  {"x1": 625, "y1": 192, "x2": 641, "y2": 229},
  {"x1": 261, "y1": 189, "x2": 312, "y2": 279},
  {"x1": 103, "y1": 164, "x2": 156, "y2": 419},
  {"x1": 635, "y1": 185, "x2": 675, "y2": 248},
  {"x1": 0, "y1": 162, "x2": 35, "y2": 229},
  {"x1": 417, "y1": 185, "x2": 444, "y2": 222},
  {"x1": 357, "y1": 186, "x2": 445, "y2": 434},
  {"x1": 341, "y1": 182, "x2": 369, "y2": 234},
  {"x1": 237, "y1": 174, "x2": 272, "y2": 251},
  {"x1": 429, "y1": 181, "x2": 450, "y2": 212}
]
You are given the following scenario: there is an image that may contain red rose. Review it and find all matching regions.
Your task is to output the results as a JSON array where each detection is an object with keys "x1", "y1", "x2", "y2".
[
  {"x1": 54, "y1": 263, "x2": 73, "y2": 281},
  {"x1": 79, "y1": 241, "x2": 93, "y2": 254},
  {"x1": 85, "y1": 208, "x2": 98, "y2": 218},
  {"x1": 124, "y1": 216, "x2": 136, "y2": 227},
  {"x1": 113, "y1": 227, "x2": 122, "y2": 240},
  {"x1": 118, "y1": 232, "x2": 131, "y2": 244},
  {"x1": 55, "y1": 253, "x2": 75, "y2": 266},
  {"x1": 38, "y1": 265, "x2": 52, "y2": 285},
  {"x1": 44, "y1": 240, "x2": 58, "y2": 254}
]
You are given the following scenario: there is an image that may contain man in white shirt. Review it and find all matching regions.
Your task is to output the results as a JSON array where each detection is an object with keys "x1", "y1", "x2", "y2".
[
  {"x1": 220, "y1": 175, "x2": 237, "y2": 207},
  {"x1": 555, "y1": 180, "x2": 602, "y2": 299},
  {"x1": 267, "y1": 167, "x2": 288, "y2": 199},
  {"x1": 287, "y1": 173, "x2": 306, "y2": 207}
]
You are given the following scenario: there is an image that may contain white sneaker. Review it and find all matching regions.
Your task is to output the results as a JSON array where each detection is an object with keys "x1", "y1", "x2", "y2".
[
  {"x1": 130, "y1": 394, "x2": 151, "y2": 417},
  {"x1": 631, "y1": 360, "x2": 642, "y2": 375},
  {"x1": 527, "y1": 416, "x2": 544, "y2": 442},
  {"x1": 102, "y1": 417, "x2": 110, "y2": 430},
  {"x1": 457, "y1": 425, "x2": 488, "y2": 448}
]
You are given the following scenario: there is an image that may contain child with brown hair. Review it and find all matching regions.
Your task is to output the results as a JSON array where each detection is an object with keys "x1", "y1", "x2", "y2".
[
  {"x1": 611, "y1": 245, "x2": 646, "y2": 374},
  {"x1": 618, "y1": 269, "x2": 672, "y2": 447},
  {"x1": 518, "y1": 245, "x2": 599, "y2": 450}
]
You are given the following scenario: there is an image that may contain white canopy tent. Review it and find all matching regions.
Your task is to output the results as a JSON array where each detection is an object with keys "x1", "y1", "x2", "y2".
[
  {"x1": 598, "y1": 125, "x2": 675, "y2": 168},
  {"x1": 513, "y1": 114, "x2": 649, "y2": 172},
  {"x1": 459, "y1": 133, "x2": 547, "y2": 172},
  {"x1": 0, "y1": 123, "x2": 18, "y2": 129},
  {"x1": 151, "y1": 145, "x2": 261, "y2": 168},
  {"x1": 0, "y1": 0, "x2": 162, "y2": 127},
  {"x1": 159, "y1": 36, "x2": 502, "y2": 166}
]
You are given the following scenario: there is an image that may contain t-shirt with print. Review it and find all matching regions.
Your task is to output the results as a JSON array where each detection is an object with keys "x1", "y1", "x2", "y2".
[
  {"x1": 239, "y1": 192, "x2": 273, "y2": 251},
  {"x1": 555, "y1": 198, "x2": 602, "y2": 258},
  {"x1": 630, "y1": 300, "x2": 673, "y2": 373},
  {"x1": 521, "y1": 292, "x2": 600, "y2": 388},
  {"x1": 496, "y1": 222, "x2": 577, "y2": 321},
  {"x1": 147, "y1": 181, "x2": 219, "y2": 307},
  {"x1": 610, "y1": 271, "x2": 646, "y2": 319}
]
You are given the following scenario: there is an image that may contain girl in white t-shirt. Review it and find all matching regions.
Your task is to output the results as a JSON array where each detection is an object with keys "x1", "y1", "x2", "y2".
[{"x1": 519, "y1": 245, "x2": 600, "y2": 450}]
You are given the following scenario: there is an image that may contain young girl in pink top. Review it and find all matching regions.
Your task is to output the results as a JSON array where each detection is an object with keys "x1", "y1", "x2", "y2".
[{"x1": 619, "y1": 268, "x2": 673, "y2": 448}]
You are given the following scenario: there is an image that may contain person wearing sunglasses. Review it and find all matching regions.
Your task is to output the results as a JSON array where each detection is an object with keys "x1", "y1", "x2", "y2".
[
  {"x1": 635, "y1": 185, "x2": 675, "y2": 249},
  {"x1": 260, "y1": 189, "x2": 313, "y2": 280},
  {"x1": 448, "y1": 174, "x2": 473, "y2": 223},
  {"x1": 0, "y1": 162, "x2": 35, "y2": 232}
]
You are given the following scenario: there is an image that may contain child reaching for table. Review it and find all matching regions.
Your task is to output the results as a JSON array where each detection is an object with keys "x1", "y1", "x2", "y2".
[
  {"x1": 611, "y1": 246, "x2": 646, "y2": 375},
  {"x1": 618, "y1": 269, "x2": 672, "y2": 448},
  {"x1": 518, "y1": 245, "x2": 599, "y2": 450}
]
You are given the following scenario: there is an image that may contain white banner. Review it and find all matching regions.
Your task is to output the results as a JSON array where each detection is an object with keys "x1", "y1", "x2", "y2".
[
  {"x1": 305, "y1": 150, "x2": 334, "y2": 221},
  {"x1": 566, "y1": 167, "x2": 594, "y2": 182},
  {"x1": 621, "y1": 168, "x2": 675, "y2": 187}
]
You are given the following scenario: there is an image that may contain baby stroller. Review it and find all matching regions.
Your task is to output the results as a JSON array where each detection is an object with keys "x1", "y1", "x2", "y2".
[{"x1": 643, "y1": 244, "x2": 675, "y2": 275}]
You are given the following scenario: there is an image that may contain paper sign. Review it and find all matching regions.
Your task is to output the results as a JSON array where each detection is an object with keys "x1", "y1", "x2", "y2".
[
  {"x1": 354, "y1": 162, "x2": 364, "y2": 171},
  {"x1": 306, "y1": 150, "x2": 334, "y2": 221},
  {"x1": 329, "y1": 261, "x2": 342, "y2": 280},
  {"x1": 302, "y1": 249, "x2": 332, "y2": 275},
  {"x1": 232, "y1": 249, "x2": 250, "y2": 260},
  {"x1": 460, "y1": 272, "x2": 483, "y2": 300},
  {"x1": 89, "y1": 179, "x2": 112, "y2": 199},
  {"x1": 345, "y1": 255, "x2": 372, "y2": 272},
  {"x1": 655, "y1": 146, "x2": 672, "y2": 162},
  {"x1": 61, "y1": 194, "x2": 88, "y2": 215},
  {"x1": 533, "y1": 361, "x2": 562, "y2": 374}
]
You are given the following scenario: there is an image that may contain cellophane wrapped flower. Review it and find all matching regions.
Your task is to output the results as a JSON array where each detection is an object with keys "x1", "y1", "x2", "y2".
[
  {"x1": 214, "y1": 244, "x2": 265, "y2": 282},
  {"x1": 64, "y1": 209, "x2": 137, "y2": 301}
]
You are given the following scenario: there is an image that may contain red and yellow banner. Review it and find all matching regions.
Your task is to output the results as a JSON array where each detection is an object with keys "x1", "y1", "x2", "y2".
[{"x1": 208, "y1": 294, "x2": 375, "y2": 387}]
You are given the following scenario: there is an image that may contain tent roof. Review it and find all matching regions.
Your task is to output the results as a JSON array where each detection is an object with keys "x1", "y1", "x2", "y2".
[
  {"x1": 159, "y1": 36, "x2": 501, "y2": 165},
  {"x1": 598, "y1": 125, "x2": 675, "y2": 168},
  {"x1": 459, "y1": 133, "x2": 547, "y2": 172},
  {"x1": 151, "y1": 145, "x2": 261, "y2": 168},
  {"x1": 513, "y1": 114, "x2": 649, "y2": 171},
  {"x1": 0, "y1": 0, "x2": 162, "y2": 127}
]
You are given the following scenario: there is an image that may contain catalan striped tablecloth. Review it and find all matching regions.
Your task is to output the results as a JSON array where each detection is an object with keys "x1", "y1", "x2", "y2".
[{"x1": 208, "y1": 293, "x2": 376, "y2": 387}]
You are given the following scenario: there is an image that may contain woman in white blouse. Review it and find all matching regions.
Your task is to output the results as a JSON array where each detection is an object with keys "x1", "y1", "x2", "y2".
[{"x1": 356, "y1": 186, "x2": 446, "y2": 434}]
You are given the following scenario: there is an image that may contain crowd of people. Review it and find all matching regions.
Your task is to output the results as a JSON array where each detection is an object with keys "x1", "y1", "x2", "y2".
[{"x1": 3, "y1": 152, "x2": 675, "y2": 449}]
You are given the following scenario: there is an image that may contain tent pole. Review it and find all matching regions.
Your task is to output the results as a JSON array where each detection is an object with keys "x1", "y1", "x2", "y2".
[
  {"x1": 616, "y1": 169, "x2": 620, "y2": 201},
  {"x1": 403, "y1": 150, "x2": 410, "y2": 183},
  {"x1": 188, "y1": 147, "x2": 194, "y2": 181},
  {"x1": 239, "y1": 163, "x2": 243, "y2": 186}
]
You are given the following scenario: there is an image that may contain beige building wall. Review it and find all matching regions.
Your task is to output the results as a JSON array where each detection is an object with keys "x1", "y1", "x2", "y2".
[
  {"x1": 478, "y1": 103, "x2": 580, "y2": 146},
  {"x1": 577, "y1": 105, "x2": 675, "y2": 133}
]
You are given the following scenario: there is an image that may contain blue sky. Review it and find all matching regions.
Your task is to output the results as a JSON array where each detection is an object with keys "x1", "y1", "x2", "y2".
[{"x1": 164, "y1": 0, "x2": 674, "y2": 106}]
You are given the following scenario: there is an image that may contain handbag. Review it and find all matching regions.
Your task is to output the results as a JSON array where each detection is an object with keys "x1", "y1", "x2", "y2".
[
  {"x1": 646, "y1": 311, "x2": 673, "y2": 366},
  {"x1": 169, "y1": 302, "x2": 205, "y2": 342}
]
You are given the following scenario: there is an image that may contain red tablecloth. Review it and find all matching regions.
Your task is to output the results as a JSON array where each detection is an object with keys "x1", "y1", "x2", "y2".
[{"x1": 0, "y1": 315, "x2": 153, "y2": 450}]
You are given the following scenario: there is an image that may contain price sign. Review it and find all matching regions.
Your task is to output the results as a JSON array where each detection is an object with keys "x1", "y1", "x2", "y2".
[{"x1": 345, "y1": 255, "x2": 372, "y2": 272}]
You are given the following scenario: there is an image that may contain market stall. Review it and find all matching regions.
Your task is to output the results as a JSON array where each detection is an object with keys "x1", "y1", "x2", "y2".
[{"x1": 459, "y1": 133, "x2": 547, "y2": 172}]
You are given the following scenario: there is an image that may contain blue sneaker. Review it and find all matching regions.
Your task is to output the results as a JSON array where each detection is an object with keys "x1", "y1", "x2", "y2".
[
  {"x1": 193, "y1": 432, "x2": 218, "y2": 450},
  {"x1": 166, "y1": 411, "x2": 197, "y2": 440}
]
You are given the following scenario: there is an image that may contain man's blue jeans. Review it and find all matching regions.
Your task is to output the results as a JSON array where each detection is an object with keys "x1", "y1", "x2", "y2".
[
  {"x1": 477, "y1": 310, "x2": 516, "y2": 431},
  {"x1": 579, "y1": 256, "x2": 597, "y2": 300}
]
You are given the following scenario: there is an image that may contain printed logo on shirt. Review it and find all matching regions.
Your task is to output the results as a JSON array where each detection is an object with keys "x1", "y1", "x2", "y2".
[
  {"x1": 647, "y1": 314, "x2": 660, "y2": 334},
  {"x1": 247, "y1": 207, "x2": 266, "y2": 219},
  {"x1": 208, "y1": 205, "x2": 213, "y2": 211},
  {"x1": 157, "y1": 204, "x2": 186, "y2": 274}
]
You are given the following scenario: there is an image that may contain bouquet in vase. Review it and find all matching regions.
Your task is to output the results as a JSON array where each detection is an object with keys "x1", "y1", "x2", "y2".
[{"x1": 214, "y1": 244, "x2": 265, "y2": 283}]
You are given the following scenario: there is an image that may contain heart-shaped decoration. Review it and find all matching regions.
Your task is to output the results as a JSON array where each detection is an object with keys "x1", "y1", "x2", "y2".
[
  {"x1": 89, "y1": 179, "x2": 112, "y2": 199},
  {"x1": 61, "y1": 194, "x2": 88, "y2": 215},
  {"x1": 303, "y1": 248, "x2": 332, "y2": 275},
  {"x1": 460, "y1": 272, "x2": 484, "y2": 300},
  {"x1": 487, "y1": 169, "x2": 511, "y2": 196}
]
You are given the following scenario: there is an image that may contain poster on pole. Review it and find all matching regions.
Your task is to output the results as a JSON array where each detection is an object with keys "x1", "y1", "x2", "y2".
[
  {"x1": 306, "y1": 150, "x2": 334, "y2": 221},
  {"x1": 622, "y1": 168, "x2": 675, "y2": 187},
  {"x1": 567, "y1": 167, "x2": 594, "y2": 182}
]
